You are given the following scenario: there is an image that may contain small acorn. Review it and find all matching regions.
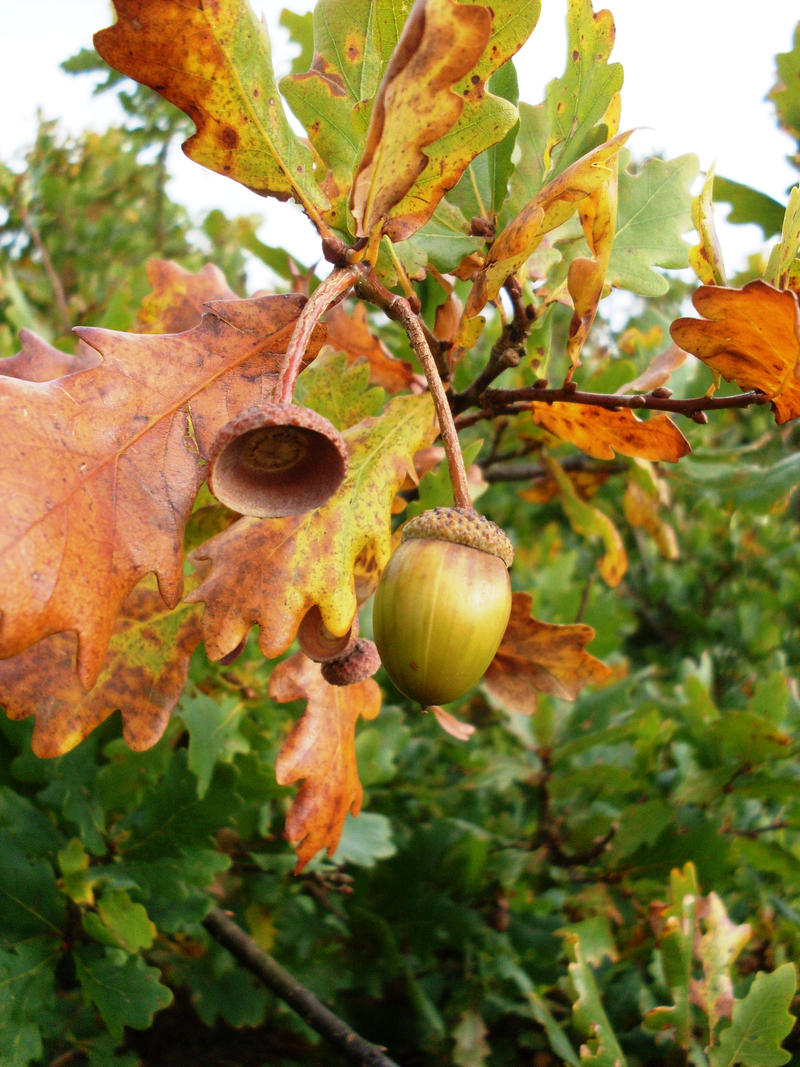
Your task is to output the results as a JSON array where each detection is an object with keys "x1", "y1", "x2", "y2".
[
  {"x1": 372, "y1": 507, "x2": 513, "y2": 706},
  {"x1": 207, "y1": 403, "x2": 347, "y2": 518},
  {"x1": 321, "y1": 638, "x2": 381, "y2": 686}
]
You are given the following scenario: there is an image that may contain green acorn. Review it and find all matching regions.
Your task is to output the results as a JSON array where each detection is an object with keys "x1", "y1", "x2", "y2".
[{"x1": 372, "y1": 507, "x2": 513, "y2": 706}]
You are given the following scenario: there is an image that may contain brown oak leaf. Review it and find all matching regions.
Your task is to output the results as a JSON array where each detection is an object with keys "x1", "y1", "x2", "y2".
[
  {"x1": 0, "y1": 577, "x2": 202, "y2": 757},
  {"x1": 269, "y1": 652, "x2": 381, "y2": 872},
  {"x1": 1, "y1": 329, "x2": 99, "y2": 381},
  {"x1": 136, "y1": 260, "x2": 238, "y2": 334},
  {"x1": 0, "y1": 294, "x2": 322, "y2": 687},
  {"x1": 670, "y1": 280, "x2": 800, "y2": 424},
  {"x1": 483, "y1": 592, "x2": 611, "y2": 715},
  {"x1": 531, "y1": 402, "x2": 690, "y2": 462}
]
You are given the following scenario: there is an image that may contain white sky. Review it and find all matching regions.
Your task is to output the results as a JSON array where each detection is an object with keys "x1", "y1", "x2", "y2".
[{"x1": 3, "y1": 1, "x2": 799, "y2": 275}]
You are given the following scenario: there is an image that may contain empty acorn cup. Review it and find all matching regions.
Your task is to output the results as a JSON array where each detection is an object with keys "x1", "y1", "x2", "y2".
[{"x1": 207, "y1": 403, "x2": 348, "y2": 518}]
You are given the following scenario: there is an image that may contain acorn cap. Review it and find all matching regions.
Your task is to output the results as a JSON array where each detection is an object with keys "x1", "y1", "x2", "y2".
[
  {"x1": 401, "y1": 507, "x2": 514, "y2": 568},
  {"x1": 208, "y1": 403, "x2": 348, "y2": 518},
  {"x1": 321, "y1": 639, "x2": 381, "y2": 686},
  {"x1": 297, "y1": 606, "x2": 359, "y2": 663}
]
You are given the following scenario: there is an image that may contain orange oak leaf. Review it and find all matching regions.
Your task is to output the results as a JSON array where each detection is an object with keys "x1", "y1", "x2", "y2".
[
  {"x1": 0, "y1": 294, "x2": 322, "y2": 687},
  {"x1": 269, "y1": 651, "x2": 381, "y2": 872},
  {"x1": 94, "y1": 0, "x2": 328, "y2": 223},
  {"x1": 1, "y1": 329, "x2": 99, "y2": 381},
  {"x1": 531, "y1": 402, "x2": 690, "y2": 462},
  {"x1": 350, "y1": 0, "x2": 492, "y2": 239},
  {"x1": 670, "y1": 280, "x2": 800, "y2": 424},
  {"x1": 188, "y1": 394, "x2": 436, "y2": 661},
  {"x1": 483, "y1": 591, "x2": 611, "y2": 715},
  {"x1": 0, "y1": 577, "x2": 202, "y2": 758},
  {"x1": 136, "y1": 260, "x2": 238, "y2": 334},
  {"x1": 567, "y1": 94, "x2": 622, "y2": 365},
  {"x1": 325, "y1": 302, "x2": 416, "y2": 394}
]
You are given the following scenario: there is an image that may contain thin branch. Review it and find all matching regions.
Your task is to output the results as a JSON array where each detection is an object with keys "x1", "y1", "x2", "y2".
[
  {"x1": 18, "y1": 200, "x2": 70, "y2": 334},
  {"x1": 452, "y1": 278, "x2": 535, "y2": 414},
  {"x1": 357, "y1": 270, "x2": 473, "y2": 510},
  {"x1": 482, "y1": 454, "x2": 625, "y2": 484},
  {"x1": 475, "y1": 384, "x2": 770, "y2": 420},
  {"x1": 202, "y1": 907, "x2": 401, "y2": 1067}
]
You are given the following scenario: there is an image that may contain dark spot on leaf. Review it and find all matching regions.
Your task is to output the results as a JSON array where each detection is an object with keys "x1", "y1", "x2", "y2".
[
  {"x1": 219, "y1": 125, "x2": 239, "y2": 149},
  {"x1": 253, "y1": 88, "x2": 260, "y2": 98},
  {"x1": 572, "y1": 49, "x2": 580, "y2": 61},
  {"x1": 471, "y1": 74, "x2": 480, "y2": 85}
]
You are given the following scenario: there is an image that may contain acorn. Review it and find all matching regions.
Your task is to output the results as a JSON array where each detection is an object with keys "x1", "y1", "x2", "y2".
[
  {"x1": 207, "y1": 403, "x2": 347, "y2": 518},
  {"x1": 321, "y1": 639, "x2": 381, "y2": 686},
  {"x1": 372, "y1": 507, "x2": 513, "y2": 706}
]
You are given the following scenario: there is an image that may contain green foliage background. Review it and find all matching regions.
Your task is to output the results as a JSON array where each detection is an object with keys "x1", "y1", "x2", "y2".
[{"x1": 2, "y1": 8, "x2": 800, "y2": 1067}]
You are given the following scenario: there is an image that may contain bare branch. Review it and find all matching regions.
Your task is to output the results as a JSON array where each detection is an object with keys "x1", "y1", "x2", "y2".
[{"x1": 203, "y1": 906, "x2": 401, "y2": 1067}]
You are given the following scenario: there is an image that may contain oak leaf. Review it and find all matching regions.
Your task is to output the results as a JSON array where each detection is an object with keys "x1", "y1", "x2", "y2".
[
  {"x1": 269, "y1": 651, "x2": 381, "y2": 872},
  {"x1": 0, "y1": 329, "x2": 98, "y2": 381},
  {"x1": 0, "y1": 577, "x2": 202, "y2": 758},
  {"x1": 464, "y1": 132, "x2": 631, "y2": 322},
  {"x1": 135, "y1": 260, "x2": 238, "y2": 334},
  {"x1": 670, "y1": 280, "x2": 800, "y2": 424},
  {"x1": 614, "y1": 343, "x2": 687, "y2": 396},
  {"x1": 0, "y1": 294, "x2": 321, "y2": 686},
  {"x1": 483, "y1": 592, "x2": 611, "y2": 714},
  {"x1": 325, "y1": 301, "x2": 416, "y2": 393},
  {"x1": 188, "y1": 394, "x2": 436, "y2": 661},
  {"x1": 350, "y1": 0, "x2": 493, "y2": 240},
  {"x1": 530, "y1": 402, "x2": 690, "y2": 462},
  {"x1": 546, "y1": 457, "x2": 627, "y2": 586},
  {"x1": 94, "y1": 0, "x2": 328, "y2": 223}
]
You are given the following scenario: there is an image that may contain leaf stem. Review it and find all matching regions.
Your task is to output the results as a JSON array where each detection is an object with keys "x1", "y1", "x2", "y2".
[
  {"x1": 356, "y1": 270, "x2": 473, "y2": 510},
  {"x1": 203, "y1": 906, "x2": 401, "y2": 1067},
  {"x1": 276, "y1": 266, "x2": 358, "y2": 404}
]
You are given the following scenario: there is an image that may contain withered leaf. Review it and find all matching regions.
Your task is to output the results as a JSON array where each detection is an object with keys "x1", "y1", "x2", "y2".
[
  {"x1": 483, "y1": 592, "x2": 610, "y2": 714},
  {"x1": 1, "y1": 329, "x2": 98, "y2": 381},
  {"x1": 531, "y1": 402, "x2": 691, "y2": 462},
  {"x1": 95, "y1": 0, "x2": 328, "y2": 222},
  {"x1": 270, "y1": 652, "x2": 381, "y2": 872},
  {"x1": 325, "y1": 301, "x2": 416, "y2": 393},
  {"x1": 188, "y1": 394, "x2": 436, "y2": 661},
  {"x1": 0, "y1": 577, "x2": 202, "y2": 758},
  {"x1": 614, "y1": 343, "x2": 687, "y2": 396},
  {"x1": 670, "y1": 280, "x2": 800, "y2": 424},
  {"x1": 0, "y1": 294, "x2": 321, "y2": 687},
  {"x1": 136, "y1": 260, "x2": 238, "y2": 334},
  {"x1": 351, "y1": 0, "x2": 493, "y2": 239}
]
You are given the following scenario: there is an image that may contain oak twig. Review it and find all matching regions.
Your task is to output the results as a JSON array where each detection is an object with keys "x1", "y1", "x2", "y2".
[
  {"x1": 357, "y1": 270, "x2": 473, "y2": 510},
  {"x1": 456, "y1": 386, "x2": 770, "y2": 429},
  {"x1": 202, "y1": 907, "x2": 400, "y2": 1067}
]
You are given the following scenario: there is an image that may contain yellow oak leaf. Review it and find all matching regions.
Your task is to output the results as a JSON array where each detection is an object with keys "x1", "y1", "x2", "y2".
[
  {"x1": 270, "y1": 652, "x2": 381, "y2": 872},
  {"x1": 94, "y1": 0, "x2": 329, "y2": 224},
  {"x1": 670, "y1": 280, "x2": 800, "y2": 424}
]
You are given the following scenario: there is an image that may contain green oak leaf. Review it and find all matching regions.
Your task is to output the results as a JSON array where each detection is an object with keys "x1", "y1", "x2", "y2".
[
  {"x1": 294, "y1": 350, "x2": 385, "y2": 431},
  {"x1": 82, "y1": 891, "x2": 157, "y2": 953},
  {"x1": 713, "y1": 176, "x2": 785, "y2": 239},
  {"x1": 179, "y1": 689, "x2": 250, "y2": 799},
  {"x1": 75, "y1": 945, "x2": 173, "y2": 1039},
  {"x1": 710, "y1": 964, "x2": 797, "y2": 1067},
  {"x1": 608, "y1": 154, "x2": 698, "y2": 296}
]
